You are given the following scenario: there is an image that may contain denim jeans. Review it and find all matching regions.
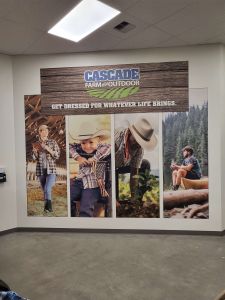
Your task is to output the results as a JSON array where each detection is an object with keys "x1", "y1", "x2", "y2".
[
  {"x1": 38, "y1": 170, "x2": 56, "y2": 201},
  {"x1": 115, "y1": 159, "x2": 151, "y2": 201},
  {"x1": 0, "y1": 291, "x2": 28, "y2": 299},
  {"x1": 70, "y1": 179, "x2": 101, "y2": 217}
]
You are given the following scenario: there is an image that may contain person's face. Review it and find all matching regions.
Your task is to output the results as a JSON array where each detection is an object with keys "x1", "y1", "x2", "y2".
[
  {"x1": 80, "y1": 137, "x2": 99, "y2": 154},
  {"x1": 183, "y1": 150, "x2": 189, "y2": 158},
  {"x1": 39, "y1": 128, "x2": 49, "y2": 140}
]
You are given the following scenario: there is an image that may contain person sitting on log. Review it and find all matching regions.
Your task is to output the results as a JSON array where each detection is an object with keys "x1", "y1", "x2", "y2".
[{"x1": 170, "y1": 145, "x2": 202, "y2": 191}]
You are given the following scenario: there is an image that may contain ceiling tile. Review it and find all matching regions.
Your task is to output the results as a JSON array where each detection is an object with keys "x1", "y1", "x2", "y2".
[
  {"x1": 22, "y1": 33, "x2": 80, "y2": 55},
  {"x1": 102, "y1": 0, "x2": 139, "y2": 12},
  {"x1": 73, "y1": 29, "x2": 123, "y2": 52},
  {"x1": 156, "y1": 0, "x2": 225, "y2": 36},
  {"x1": 0, "y1": 0, "x2": 18, "y2": 18},
  {"x1": 101, "y1": 12, "x2": 149, "y2": 39},
  {"x1": 126, "y1": 0, "x2": 192, "y2": 25},
  {"x1": 0, "y1": 19, "x2": 44, "y2": 54},
  {"x1": 177, "y1": 18, "x2": 225, "y2": 44},
  {"x1": 157, "y1": 36, "x2": 189, "y2": 47},
  {"x1": 204, "y1": 33, "x2": 225, "y2": 44},
  {"x1": 111, "y1": 25, "x2": 173, "y2": 50},
  {"x1": 4, "y1": 0, "x2": 79, "y2": 31}
]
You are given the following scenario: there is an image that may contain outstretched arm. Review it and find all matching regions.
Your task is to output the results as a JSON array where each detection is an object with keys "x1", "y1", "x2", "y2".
[{"x1": 130, "y1": 167, "x2": 139, "y2": 201}]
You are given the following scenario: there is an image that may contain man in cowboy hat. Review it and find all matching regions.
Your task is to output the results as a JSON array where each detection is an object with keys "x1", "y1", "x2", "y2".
[
  {"x1": 115, "y1": 117, "x2": 157, "y2": 203},
  {"x1": 70, "y1": 122, "x2": 111, "y2": 217},
  {"x1": 170, "y1": 145, "x2": 202, "y2": 190}
]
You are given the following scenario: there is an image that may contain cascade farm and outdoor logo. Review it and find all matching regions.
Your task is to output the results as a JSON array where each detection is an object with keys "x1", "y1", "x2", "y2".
[{"x1": 84, "y1": 68, "x2": 140, "y2": 100}]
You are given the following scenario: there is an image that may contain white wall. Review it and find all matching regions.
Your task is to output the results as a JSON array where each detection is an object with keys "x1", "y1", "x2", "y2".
[
  {"x1": 12, "y1": 44, "x2": 223, "y2": 231},
  {"x1": 0, "y1": 54, "x2": 17, "y2": 231}
]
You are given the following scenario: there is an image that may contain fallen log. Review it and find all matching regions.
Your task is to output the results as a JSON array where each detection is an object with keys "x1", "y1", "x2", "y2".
[
  {"x1": 164, "y1": 189, "x2": 208, "y2": 209},
  {"x1": 181, "y1": 177, "x2": 208, "y2": 189},
  {"x1": 187, "y1": 203, "x2": 209, "y2": 218}
]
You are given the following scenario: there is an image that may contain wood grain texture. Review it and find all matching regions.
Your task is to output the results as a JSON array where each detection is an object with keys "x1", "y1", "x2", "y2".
[{"x1": 41, "y1": 61, "x2": 188, "y2": 115}]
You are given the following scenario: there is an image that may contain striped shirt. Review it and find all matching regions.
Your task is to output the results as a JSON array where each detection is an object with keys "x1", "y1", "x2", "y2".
[
  {"x1": 32, "y1": 139, "x2": 60, "y2": 176},
  {"x1": 115, "y1": 128, "x2": 143, "y2": 169},
  {"x1": 70, "y1": 143, "x2": 111, "y2": 189}
]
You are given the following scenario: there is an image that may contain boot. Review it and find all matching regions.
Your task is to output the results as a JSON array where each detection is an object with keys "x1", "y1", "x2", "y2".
[
  {"x1": 47, "y1": 200, "x2": 53, "y2": 212},
  {"x1": 44, "y1": 200, "x2": 48, "y2": 212}
]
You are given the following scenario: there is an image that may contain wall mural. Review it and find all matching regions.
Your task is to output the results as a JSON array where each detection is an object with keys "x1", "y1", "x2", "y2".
[
  {"x1": 163, "y1": 89, "x2": 208, "y2": 219},
  {"x1": 24, "y1": 62, "x2": 209, "y2": 221},
  {"x1": 25, "y1": 95, "x2": 67, "y2": 217}
]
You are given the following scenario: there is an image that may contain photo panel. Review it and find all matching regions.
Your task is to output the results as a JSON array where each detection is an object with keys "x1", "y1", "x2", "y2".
[
  {"x1": 68, "y1": 114, "x2": 112, "y2": 217},
  {"x1": 25, "y1": 95, "x2": 67, "y2": 217},
  {"x1": 163, "y1": 89, "x2": 208, "y2": 219},
  {"x1": 114, "y1": 113, "x2": 160, "y2": 218}
]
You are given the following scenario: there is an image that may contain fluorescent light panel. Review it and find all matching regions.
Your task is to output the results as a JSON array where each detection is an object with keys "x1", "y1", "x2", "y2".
[{"x1": 48, "y1": 0, "x2": 120, "y2": 42}]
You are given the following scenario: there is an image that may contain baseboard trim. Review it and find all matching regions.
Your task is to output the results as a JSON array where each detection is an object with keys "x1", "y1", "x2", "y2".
[
  {"x1": 0, "y1": 227, "x2": 224, "y2": 236},
  {"x1": 15, "y1": 227, "x2": 225, "y2": 236},
  {"x1": 0, "y1": 228, "x2": 17, "y2": 236}
]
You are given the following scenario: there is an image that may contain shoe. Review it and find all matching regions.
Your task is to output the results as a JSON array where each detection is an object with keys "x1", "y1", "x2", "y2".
[
  {"x1": 47, "y1": 200, "x2": 53, "y2": 212},
  {"x1": 44, "y1": 200, "x2": 48, "y2": 212},
  {"x1": 172, "y1": 185, "x2": 179, "y2": 191}
]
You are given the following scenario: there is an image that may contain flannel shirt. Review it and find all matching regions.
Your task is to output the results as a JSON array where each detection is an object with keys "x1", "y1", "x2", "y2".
[
  {"x1": 70, "y1": 143, "x2": 111, "y2": 189},
  {"x1": 115, "y1": 128, "x2": 143, "y2": 169},
  {"x1": 32, "y1": 139, "x2": 60, "y2": 176}
]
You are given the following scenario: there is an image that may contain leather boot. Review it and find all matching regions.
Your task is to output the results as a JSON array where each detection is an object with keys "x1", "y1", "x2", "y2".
[
  {"x1": 47, "y1": 200, "x2": 53, "y2": 212},
  {"x1": 44, "y1": 200, "x2": 48, "y2": 212}
]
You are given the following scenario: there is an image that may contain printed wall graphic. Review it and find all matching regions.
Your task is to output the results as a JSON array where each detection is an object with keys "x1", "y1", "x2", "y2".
[
  {"x1": 25, "y1": 95, "x2": 67, "y2": 216},
  {"x1": 115, "y1": 113, "x2": 160, "y2": 218},
  {"x1": 40, "y1": 61, "x2": 188, "y2": 115},
  {"x1": 68, "y1": 114, "x2": 112, "y2": 217},
  {"x1": 163, "y1": 89, "x2": 208, "y2": 219},
  {"x1": 24, "y1": 60, "x2": 212, "y2": 226}
]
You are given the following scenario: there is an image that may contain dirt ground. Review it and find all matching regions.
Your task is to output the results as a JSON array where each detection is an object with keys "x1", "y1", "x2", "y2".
[{"x1": 27, "y1": 181, "x2": 68, "y2": 217}]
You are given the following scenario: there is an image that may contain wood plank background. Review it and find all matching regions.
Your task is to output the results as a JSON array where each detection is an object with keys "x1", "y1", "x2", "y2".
[{"x1": 41, "y1": 61, "x2": 188, "y2": 115}]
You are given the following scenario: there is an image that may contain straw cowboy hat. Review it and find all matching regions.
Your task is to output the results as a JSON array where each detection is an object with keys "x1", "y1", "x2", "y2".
[
  {"x1": 128, "y1": 118, "x2": 157, "y2": 151},
  {"x1": 72, "y1": 122, "x2": 110, "y2": 141}
]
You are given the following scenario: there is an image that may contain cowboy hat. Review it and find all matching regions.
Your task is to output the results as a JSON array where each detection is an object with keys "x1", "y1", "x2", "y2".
[
  {"x1": 128, "y1": 118, "x2": 157, "y2": 151},
  {"x1": 72, "y1": 122, "x2": 110, "y2": 141}
]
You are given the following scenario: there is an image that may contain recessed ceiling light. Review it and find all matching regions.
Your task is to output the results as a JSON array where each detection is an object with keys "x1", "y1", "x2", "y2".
[{"x1": 48, "y1": 0, "x2": 120, "y2": 42}]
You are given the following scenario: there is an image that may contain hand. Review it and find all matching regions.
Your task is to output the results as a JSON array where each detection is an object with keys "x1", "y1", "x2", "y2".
[
  {"x1": 88, "y1": 158, "x2": 97, "y2": 172},
  {"x1": 41, "y1": 143, "x2": 54, "y2": 156},
  {"x1": 76, "y1": 156, "x2": 89, "y2": 166},
  {"x1": 170, "y1": 163, "x2": 178, "y2": 170},
  {"x1": 87, "y1": 157, "x2": 96, "y2": 163},
  {"x1": 32, "y1": 142, "x2": 42, "y2": 152}
]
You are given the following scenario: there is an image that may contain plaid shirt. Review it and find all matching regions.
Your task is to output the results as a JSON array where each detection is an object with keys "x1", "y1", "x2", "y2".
[
  {"x1": 115, "y1": 128, "x2": 143, "y2": 169},
  {"x1": 70, "y1": 143, "x2": 111, "y2": 189},
  {"x1": 32, "y1": 139, "x2": 60, "y2": 176}
]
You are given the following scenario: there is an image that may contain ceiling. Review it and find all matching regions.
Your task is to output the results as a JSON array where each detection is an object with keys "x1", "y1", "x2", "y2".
[{"x1": 1, "y1": 0, "x2": 225, "y2": 55}]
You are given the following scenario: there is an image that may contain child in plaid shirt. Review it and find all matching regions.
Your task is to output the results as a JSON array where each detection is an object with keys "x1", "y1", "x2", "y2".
[{"x1": 70, "y1": 123, "x2": 111, "y2": 217}]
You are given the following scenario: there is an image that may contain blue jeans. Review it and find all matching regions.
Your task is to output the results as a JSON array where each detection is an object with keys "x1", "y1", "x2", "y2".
[
  {"x1": 39, "y1": 171, "x2": 56, "y2": 201},
  {"x1": 0, "y1": 291, "x2": 28, "y2": 299},
  {"x1": 70, "y1": 179, "x2": 101, "y2": 217}
]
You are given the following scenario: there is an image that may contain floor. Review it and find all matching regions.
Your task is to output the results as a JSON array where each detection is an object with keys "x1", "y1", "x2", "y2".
[{"x1": 0, "y1": 232, "x2": 224, "y2": 300}]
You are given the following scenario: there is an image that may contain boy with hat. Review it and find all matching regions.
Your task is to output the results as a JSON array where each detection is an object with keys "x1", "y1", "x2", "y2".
[
  {"x1": 170, "y1": 145, "x2": 202, "y2": 190},
  {"x1": 70, "y1": 122, "x2": 111, "y2": 217}
]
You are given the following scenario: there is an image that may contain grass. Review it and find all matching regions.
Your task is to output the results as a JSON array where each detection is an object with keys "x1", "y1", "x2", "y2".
[{"x1": 27, "y1": 181, "x2": 68, "y2": 217}]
